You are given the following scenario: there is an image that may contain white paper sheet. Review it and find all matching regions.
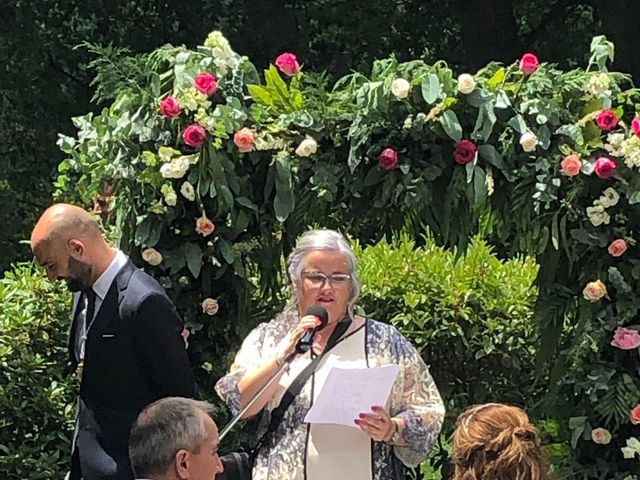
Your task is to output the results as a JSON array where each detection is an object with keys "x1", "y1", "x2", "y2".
[{"x1": 304, "y1": 364, "x2": 400, "y2": 427}]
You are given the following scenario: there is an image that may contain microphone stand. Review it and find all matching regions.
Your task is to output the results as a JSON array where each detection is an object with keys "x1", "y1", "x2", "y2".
[{"x1": 218, "y1": 351, "x2": 297, "y2": 441}]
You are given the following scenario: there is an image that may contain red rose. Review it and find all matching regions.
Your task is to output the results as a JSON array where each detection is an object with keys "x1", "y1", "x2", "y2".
[
  {"x1": 631, "y1": 117, "x2": 640, "y2": 138},
  {"x1": 631, "y1": 405, "x2": 640, "y2": 425},
  {"x1": 275, "y1": 52, "x2": 301, "y2": 77},
  {"x1": 596, "y1": 109, "x2": 619, "y2": 131},
  {"x1": 519, "y1": 53, "x2": 539, "y2": 75},
  {"x1": 194, "y1": 73, "x2": 218, "y2": 96},
  {"x1": 159, "y1": 96, "x2": 181, "y2": 118},
  {"x1": 594, "y1": 157, "x2": 616, "y2": 179},
  {"x1": 453, "y1": 140, "x2": 478, "y2": 165},
  {"x1": 378, "y1": 148, "x2": 398, "y2": 170},
  {"x1": 182, "y1": 124, "x2": 207, "y2": 148},
  {"x1": 608, "y1": 239, "x2": 628, "y2": 257}
]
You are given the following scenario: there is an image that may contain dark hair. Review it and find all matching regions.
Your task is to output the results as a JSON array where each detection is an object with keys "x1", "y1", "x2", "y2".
[{"x1": 451, "y1": 403, "x2": 550, "y2": 480}]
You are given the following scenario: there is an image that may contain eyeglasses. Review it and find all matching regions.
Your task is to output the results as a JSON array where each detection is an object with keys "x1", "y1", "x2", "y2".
[{"x1": 302, "y1": 271, "x2": 352, "y2": 288}]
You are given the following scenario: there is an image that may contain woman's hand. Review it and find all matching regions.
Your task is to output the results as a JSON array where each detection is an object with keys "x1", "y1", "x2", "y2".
[
  {"x1": 354, "y1": 405, "x2": 395, "y2": 442},
  {"x1": 276, "y1": 315, "x2": 322, "y2": 363}
]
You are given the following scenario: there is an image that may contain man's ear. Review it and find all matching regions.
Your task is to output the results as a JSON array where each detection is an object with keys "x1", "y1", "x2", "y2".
[
  {"x1": 175, "y1": 449, "x2": 190, "y2": 479},
  {"x1": 67, "y1": 238, "x2": 85, "y2": 257}
]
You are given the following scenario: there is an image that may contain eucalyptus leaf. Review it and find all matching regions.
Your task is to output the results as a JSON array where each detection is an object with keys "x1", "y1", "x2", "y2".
[
  {"x1": 421, "y1": 73, "x2": 440, "y2": 104},
  {"x1": 184, "y1": 243, "x2": 203, "y2": 279}
]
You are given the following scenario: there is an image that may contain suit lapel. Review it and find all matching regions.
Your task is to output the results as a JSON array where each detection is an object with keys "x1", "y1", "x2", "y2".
[
  {"x1": 86, "y1": 260, "x2": 136, "y2": 343},
  {"x1": 68, "y1": 293, "x2": 82, "y2": 366}
]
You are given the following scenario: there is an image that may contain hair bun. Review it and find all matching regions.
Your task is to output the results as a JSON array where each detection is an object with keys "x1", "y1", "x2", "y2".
[{"x1": 513, "y1": 425, "x2": 538, "y2": 444}]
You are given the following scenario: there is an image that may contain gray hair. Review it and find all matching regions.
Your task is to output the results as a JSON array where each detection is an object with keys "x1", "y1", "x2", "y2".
[
  {"x1": 285, "y1": 229, "x2": 361, "y2": 318},
  {"x1": 129, "y1": 397, "x2": 216, "y2": 478}
]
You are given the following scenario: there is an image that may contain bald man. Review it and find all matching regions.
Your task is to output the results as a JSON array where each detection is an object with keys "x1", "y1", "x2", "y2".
[{"x1": 31, "y1": 204, "x2": 196, "y2": 480}]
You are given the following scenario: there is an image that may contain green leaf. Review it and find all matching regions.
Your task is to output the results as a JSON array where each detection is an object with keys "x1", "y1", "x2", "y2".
[
  {"x1": 421, "y1": 73, "x2": 440, "y2": 104},
  {"x1": 473, "y1": 166, "x2": 487, "y2": 204},
  {"x1": 487, "y1": 68, "x2": 505, "y2": 88},
  {"x1": 628, "y1": 191, "x2": 640, "y2": 205},
  {"x1": 247, "y1": 84, "x2": 273, "y2": 106},
  {"x1": 507, "y1": 114, "x2": 527, "y2": 134},
  {"x1": 134, "y1": 216, "x2": 151, "y2": 246},
  {"x1": 218, "y1": 238, "x2": 236, "y2": 264},
  {"x1": 568, "y1": 416, "x2": 587, "y2": 449},
  {"x1": 478, "y1": 144, "x2": 513, "y2": 180},
  {"x1": 184, "y1": 243, "x2": 202, "y2": 279},
  {"x1": 273, "y1": 155, "x2": 295, "y2": 222},
  {"x1": 439, "y1": 110, "x2": 462, "y2": 141}
]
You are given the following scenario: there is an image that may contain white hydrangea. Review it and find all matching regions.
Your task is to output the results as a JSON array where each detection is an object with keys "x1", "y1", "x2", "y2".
[
  {"x1": 161, "y1": 184, "x2": 177, "y2": 206},
  {"x1": 176, "y1": 87, "x2": 211, "y2": 114},
  {"x1": 605, "y1": 132, "x2": 626, "y2": 157},
  {"x1": 620, "y1": 136, "x2": 640, "y2": 169},
  {"x1": 583, "y1": 73, "x2": 611, "y2": 99},
  {"x1": 204, "y1": 30, "x2": 240, "y2": 76}
]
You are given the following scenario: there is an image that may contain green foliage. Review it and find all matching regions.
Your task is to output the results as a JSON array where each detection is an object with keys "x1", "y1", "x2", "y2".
[
  {"x1": 0, "y1": 264, "x2": 75, "y2": 479},
  {"x1": 356, "y1": 234, "x2": 540, "y2": 410}
]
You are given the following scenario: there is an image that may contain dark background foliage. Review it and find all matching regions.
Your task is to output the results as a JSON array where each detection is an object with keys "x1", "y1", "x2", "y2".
[{"x1": 1, "y1": 0, "x2": 639, "y2": 271}]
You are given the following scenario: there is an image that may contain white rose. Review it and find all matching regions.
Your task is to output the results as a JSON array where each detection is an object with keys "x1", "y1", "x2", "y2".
[
  {"x1": 160, "y1": 157, "x2": 190, "y2": 179},
  {"x1": 201, "y1": 297, "x2": 219, "y2": 316},
  {"x1": 599, "y1": 187, "x2": 620, "y2": 208},
  {"x1": 627, "y1": 436, "x2": 640, "y2": 453},
  {"x1": 141, "y1": 248, "x2": 163, "y2": 266},
  {"x1": 390, "y1": 78, "x2": 411, "y2": 99},
  {"x1": 457, "y1": 74, "x2": 476, "y2": 94},
  {"x1": 622, "y1": 446, "x2": 637, "y2": 459},
  {"x1": 591, "y1": 428, "x2": 612, "y2": 445},
  {"x1": 164, "y1": 191, "x2": 177, "y2": 207},
  {"x1": 586, "y1": 205, "x2": 610, "y2": 227},
  {"x1": 180, "y1": 182, "x2": 196, "y2": 201},
  {"x1": 295, "y1": 137, "x2": 318, "y2": 157},
  {"x1": 519, "y1": 131, "x2": 538, "y2": 152}
]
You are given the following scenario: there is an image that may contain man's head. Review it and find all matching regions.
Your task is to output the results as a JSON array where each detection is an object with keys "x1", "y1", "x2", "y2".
[
  {"x1": 31, "y1": 203, "x2": 109, "y2": 291},
  {"x1": 129, "y1": 397, "x2": 224, "y2": 480}
]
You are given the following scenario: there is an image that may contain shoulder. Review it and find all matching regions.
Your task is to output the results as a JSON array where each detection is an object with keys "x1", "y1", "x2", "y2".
[{"x1": 365, "y1": 318, "x2": 417, "y2": 357}]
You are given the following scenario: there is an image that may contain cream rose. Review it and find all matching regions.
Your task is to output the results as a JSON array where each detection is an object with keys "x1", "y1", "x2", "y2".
[
  {"x1": 591, "y1": 428, "x2": 612, "y2": 445},
  {"x1": 391, "y1": 78, "x2": 411, "y2": 99},
  {"x1": 201, "y1": 297, "x2": 219, "y2": 316},
  {"x1": 180, "y1": 181, "x2": 196, "y2": 201},
  {"x1": 519, "y1": 131, "x2": 538, "y2": 152},
  {"x1": 457, "y1": 73, "x2": 476, "y2": 94},
  {"x1": 295, "y1": 137, "x2": 318, "y2": 157},
  {"x1": 141, "y1": 247, "x2": 163, "y2": 266},
  {"x1": 164, "y1": 191, "x2": 177, "y2": 207},
  {"x1": 583, "y1": 280, "x2": 607, "y2": 302}
]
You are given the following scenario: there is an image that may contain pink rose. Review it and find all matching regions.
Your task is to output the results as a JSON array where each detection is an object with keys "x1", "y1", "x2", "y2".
[
  {"x1": 194, "y1": 73, "x2": 218, "y2": 96},
  {"x1": 453, "y1": 140, "x2": 478, "y2": 165},
  {"x1": 608, "y1": 239, "x2": 628, "y2": 257},
  {"x1": 561, "y1": 154, "x2": 582, "y2": 177},
  {"x1": 159, "y1": 96, "x2": 181, "y2": 118},
  {"x1": 182, "y1": 124, "x2": 207, "y2": 148},
  {"x1": 195, "y1": 216, "x2": 215, "y2": 237},
  {"x1": 594, "y1": 157, "x2": 616, "y2": 179},
  {"x1": 631, "y1": 405, "x2": 640, "y2": 425},
  {"x1": 181, "y1": 327, "x2": 190, "y2": 349},
  {"x1": 631, "y1": 117, "x2": 640, "y2": 138},
  {"x1": 596, "y1": 109, "x2": 619, "y2": 131},
  {"x1": 274, "y1": 52, "x2": 301, "y2": 77},
  {"x1": 519, "y1": 53, "x2": 539, "y2": 75},
  {"x1": 378, "y1": 148, "x2": 398, "y2": 170},
  {"x1": 612, "y1": 327, "x2": 640, "y2": 350},
  {"x1": 233, "y1": 127, "x2": 255, "y2": 153}
]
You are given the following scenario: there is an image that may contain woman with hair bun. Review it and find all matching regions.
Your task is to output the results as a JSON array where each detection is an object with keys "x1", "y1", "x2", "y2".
[{"x1": 451, "y1": 403, "x2": 550, "y2": 480}]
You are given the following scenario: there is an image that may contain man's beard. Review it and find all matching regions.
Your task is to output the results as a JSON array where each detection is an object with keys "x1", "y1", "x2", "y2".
[{"x1": 64, "y1": 256, "x2": 93, "y2": 292}]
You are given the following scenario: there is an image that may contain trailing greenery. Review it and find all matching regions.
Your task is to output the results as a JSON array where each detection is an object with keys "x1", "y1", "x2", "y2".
[
  {"x1": 0, "y1": 264, "x2": 75, "y2": 480},
  {"x1": 47, "y1": 30, "x2": 640, "y2": 478}
]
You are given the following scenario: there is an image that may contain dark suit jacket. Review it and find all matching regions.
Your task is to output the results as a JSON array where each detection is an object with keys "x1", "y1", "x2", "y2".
[{"x1": 69, "y1": 259, "x2": 195, "y2": 480}]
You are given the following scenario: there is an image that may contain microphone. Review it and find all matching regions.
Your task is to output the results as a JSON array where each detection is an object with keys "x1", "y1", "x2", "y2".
[{"x1": 295, "y1": 305, "x2": 329, "y2": 354}]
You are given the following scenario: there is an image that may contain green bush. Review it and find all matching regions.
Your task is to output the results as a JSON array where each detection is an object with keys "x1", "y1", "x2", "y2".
[
  {"x1": 355, "y1": 235, "x2": 541, "y2": 476},
  {"x1": 0, "y1": 263, "x2": 75, "y2": 480}
]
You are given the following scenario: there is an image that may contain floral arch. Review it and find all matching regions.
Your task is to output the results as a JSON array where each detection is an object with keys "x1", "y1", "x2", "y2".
[{"x1": 57, "y1": 32, "x2": 640, "y2": 476}]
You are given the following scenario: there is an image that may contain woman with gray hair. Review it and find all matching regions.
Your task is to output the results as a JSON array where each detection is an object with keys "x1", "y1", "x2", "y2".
[{"x1": 215, "y1": 229, "x2": 444, "y2": 480}]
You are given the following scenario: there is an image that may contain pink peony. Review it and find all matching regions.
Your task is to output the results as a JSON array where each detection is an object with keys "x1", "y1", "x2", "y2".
[
  {"x1": 561, "y1": 154, "x2": 582, "y2": 177},
  {"x1": 453, "y1": 140, "x2": 478, "y2": 165},
  {"x1": 596, "y1": 109, "x2": 619, "y2": 131},
  {"x1": 608, "y1": 239, "x2": 628, "y2": 257},
  {"x1": 612, "y1": 327, "x2": 640, "y2": 350},
  {"x1": 182, "y1": 124, "x2": 207, "y2": 148},
  {"x1": 159, "y1": 96, "x2": 181, "y2": 118},
  {"x1": 233, "y1": 127, "x2": 255, "y2": 153},
  {"x1": 631, "y1": 405, "x2": 640, "y2": 425},
  {"x1": 594, "y1": 157, "x2": 616, "y2": 179},
  {"x1": 194, "y1": 73, "x2": 218, "y2": 96},
  {"x1": 378, "y1": 148, "x2": 399, "y2": 170},
  {"x1": 275, "y1": 52, "x2": 301, "y2": 76},
  {"x1": 631, "y1": 117, "x2": 640, "y2": 138},
  {"x1": 195, "y1": 216, "x2": 215, "y2": 237},
  {"x1": 519, "y1": 53, "x2": 539, "y2": 75}
]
